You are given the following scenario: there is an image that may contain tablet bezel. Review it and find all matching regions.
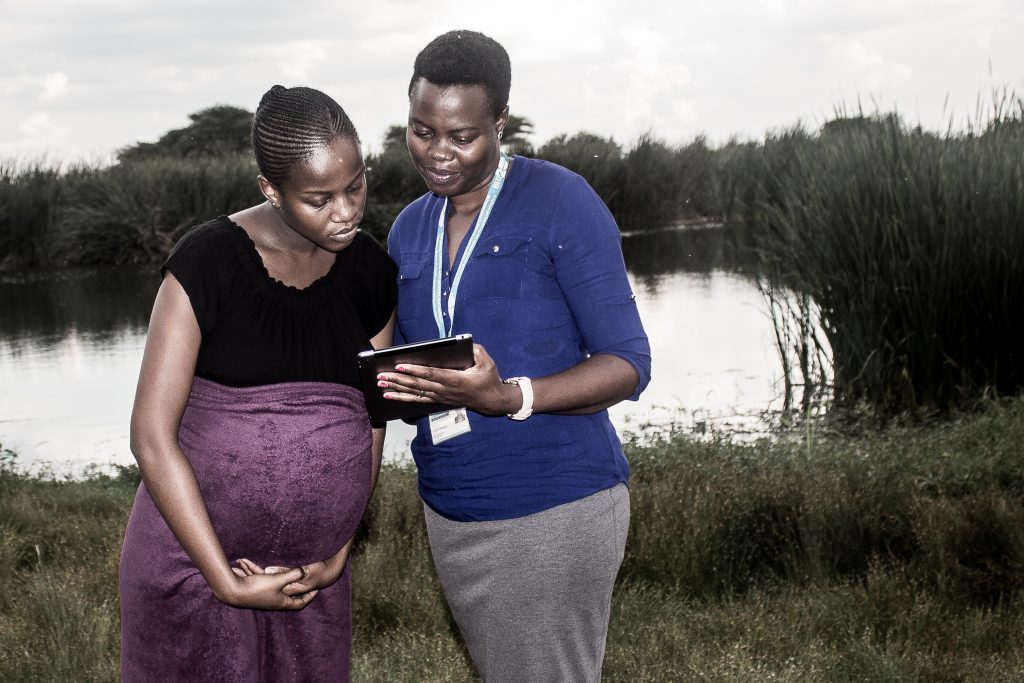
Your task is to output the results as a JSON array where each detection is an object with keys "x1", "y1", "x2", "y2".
[{"x1": 357, "y1": 333, "x2": 475, "y2": 422}]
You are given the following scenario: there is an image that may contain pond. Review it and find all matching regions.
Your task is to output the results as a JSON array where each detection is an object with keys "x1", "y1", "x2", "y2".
[{"x1": 0, "y1": 224, "x2": 788, "y2": 474}]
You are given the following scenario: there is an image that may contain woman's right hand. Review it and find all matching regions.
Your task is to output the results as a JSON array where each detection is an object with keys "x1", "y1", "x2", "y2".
[
  {"x1": 379, "y1": 343, "x2": 516, "y2": 416},
  {"x1": 219, "y1": 562, "x2": 316, "y2": 610}
]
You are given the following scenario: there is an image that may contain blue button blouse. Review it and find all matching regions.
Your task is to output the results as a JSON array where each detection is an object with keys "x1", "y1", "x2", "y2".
[{"x1": 388, "y1": 157, "x2": 651, "y2": 521}]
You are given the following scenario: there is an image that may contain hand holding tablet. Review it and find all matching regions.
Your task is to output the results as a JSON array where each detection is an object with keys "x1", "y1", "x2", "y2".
[{"x1": 358, "y1": 334, "x2": 475, "y2": 422}]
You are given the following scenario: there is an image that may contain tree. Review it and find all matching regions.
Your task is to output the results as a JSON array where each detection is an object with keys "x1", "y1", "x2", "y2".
[
  {"x1": 502, "y1": 114, "x2": 535, "y2": 156},
  {"x1": 117, "y1": 105, "x2": 254, "y2": 163}
]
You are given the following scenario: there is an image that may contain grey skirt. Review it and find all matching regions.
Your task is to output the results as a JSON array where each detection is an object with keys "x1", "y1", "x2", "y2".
[{"x1": 424, "y1": 483, "x2": 630, "y2": 683}]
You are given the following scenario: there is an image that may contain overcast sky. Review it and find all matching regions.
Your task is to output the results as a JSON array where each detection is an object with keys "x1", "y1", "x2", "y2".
[{"x1": 2, "y1": 0, "x2": 1022, "y2": 163}]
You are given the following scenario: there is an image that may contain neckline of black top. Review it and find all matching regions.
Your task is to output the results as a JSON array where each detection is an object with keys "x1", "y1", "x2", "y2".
[{"x1": 219, "y1": 215, "x2": 346, "y2": 297}]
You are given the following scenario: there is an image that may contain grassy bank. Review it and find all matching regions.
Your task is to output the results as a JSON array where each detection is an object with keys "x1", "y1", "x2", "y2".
[{"x1": 2, "y1": 399, "x2": 1024, "y2": 681}]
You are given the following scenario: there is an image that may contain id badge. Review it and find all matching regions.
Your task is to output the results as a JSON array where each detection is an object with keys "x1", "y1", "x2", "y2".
[{"x1": 429, "y1": 408, "x2": 471, "y2": 444}]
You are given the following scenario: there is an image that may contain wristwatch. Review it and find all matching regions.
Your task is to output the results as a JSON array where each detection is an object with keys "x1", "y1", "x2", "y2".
[{"x1": 503, "y1": 376, "x2": 534, "y2": 421}]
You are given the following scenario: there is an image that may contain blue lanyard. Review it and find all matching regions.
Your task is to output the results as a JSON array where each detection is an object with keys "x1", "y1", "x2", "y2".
[{"x1": 432, "y1": 153, "x2": 510, "y2": 337}]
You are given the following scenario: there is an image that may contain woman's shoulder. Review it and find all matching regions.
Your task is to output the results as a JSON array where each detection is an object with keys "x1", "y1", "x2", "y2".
[
  {"x1": 513, "y1": 156, "x2": 580, "y2": 182},
  {"x1": 503, "y1": 157, "x2": 603, "y2": 221},
  {"x1": 162, "y1": 216, "x2": 251, "y2": 286},
  {"x1": 349, "y1": 231, "x2": 396, "y2": 268},
  {"x1": 392, "y1": 191, "x2": 438, "y2": 225},
  {"x1": 510, "y1": 156, "x2": 592, "y2": 200},
  {"x1": 167, "y1": 216, "x2": 239, "y2": 261},
  {"x1": 388, "y1": 191, "x2": 441, "y2": 250}
]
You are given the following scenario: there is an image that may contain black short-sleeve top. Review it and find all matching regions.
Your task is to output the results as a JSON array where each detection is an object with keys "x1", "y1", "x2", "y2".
[{"x1": 162, "y1": 215, "x2": 397, "y2": 389}]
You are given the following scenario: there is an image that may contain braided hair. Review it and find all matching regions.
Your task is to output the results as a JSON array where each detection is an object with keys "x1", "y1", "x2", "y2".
[
  {"x1": 252, "y1": 85, "x2": 359, "y2": 186},
  {"x1": 409, "y1": 30, "x2": 511, "y2": 118}
]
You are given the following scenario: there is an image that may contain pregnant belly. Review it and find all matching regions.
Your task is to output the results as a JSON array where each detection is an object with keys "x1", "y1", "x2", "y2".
[{"x1": 176, "y1": 380, "x2": 374, "y2": 566}]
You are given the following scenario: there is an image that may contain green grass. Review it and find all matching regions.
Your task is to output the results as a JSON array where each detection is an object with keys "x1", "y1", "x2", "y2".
[{"x1": 2, "y1": 399, "x2": 1024, "y2": 680}]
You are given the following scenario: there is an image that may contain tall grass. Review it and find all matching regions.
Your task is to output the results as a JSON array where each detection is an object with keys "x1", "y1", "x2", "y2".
[
  {"x1": 752, "y1": 107, "x2": 1024, "y2": 413},
  {"x1": 0, "y1": 156, "x2": 262, "y2": 268},
  {"x1": 58, "y1": 155, "x2": 262, "y2": 265},
  {"x1": 0, "y1": 160, "x2": 63, "y2": 269},
  {"x1": 3, "y1": 399, "x2": 1024, "y2": 680},
  {"x1": 0, "y1": 131, "x2": 703, "y2": 271}
]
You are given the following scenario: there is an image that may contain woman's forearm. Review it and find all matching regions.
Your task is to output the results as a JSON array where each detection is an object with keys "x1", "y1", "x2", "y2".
[
  {"x1": 512, "y1": 354, "x2": 640, "y2": 416},
  {"x1": 131, "y1": 437, "x2": 238, "y2": 602}
]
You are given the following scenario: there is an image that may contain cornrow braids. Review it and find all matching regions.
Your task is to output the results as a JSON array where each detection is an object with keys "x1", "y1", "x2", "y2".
[
  {"x1": 410, "y1": 30, "x2": 511, "y2": 118},
  {"x1": 252, "y1": 85, "x2": 359, "y2": 186}
]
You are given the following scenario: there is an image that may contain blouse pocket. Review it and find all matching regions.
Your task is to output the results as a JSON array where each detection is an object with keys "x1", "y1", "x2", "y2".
[
  {"x1": 467, "y1": 235, "x2": 531, "y2": 301},
  {"x1": 396, "y1": 257, "x2": 430, "y2": 333}
]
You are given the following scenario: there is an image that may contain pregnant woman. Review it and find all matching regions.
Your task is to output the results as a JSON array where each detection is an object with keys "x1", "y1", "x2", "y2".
[{"x1": 118, "y1": 85, "x2": 396, "y2": 681}]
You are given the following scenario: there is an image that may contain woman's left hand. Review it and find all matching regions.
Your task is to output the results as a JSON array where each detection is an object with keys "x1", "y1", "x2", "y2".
[
  {"x1": 377, "y1": 343, "x2": 515, "y2": 416},
  {"x1": 234, "y1": 552, "x2": 348, "y2": 597}
]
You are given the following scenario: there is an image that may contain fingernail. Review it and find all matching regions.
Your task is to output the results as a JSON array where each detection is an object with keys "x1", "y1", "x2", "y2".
[
  {"x1": 377, "y1": 380, "x2": 388, "y2": 388},
  {"x1": 383, "y1": 392, "x2": 393, "y2": 399},
  {"x1": 395, "y1": 365, "x2": 406, "y2": 372}
]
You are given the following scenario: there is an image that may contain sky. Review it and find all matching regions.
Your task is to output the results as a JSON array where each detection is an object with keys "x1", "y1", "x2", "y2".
[{"x1": 2, "y1": 0, "x2": 1022, "y2": 163}]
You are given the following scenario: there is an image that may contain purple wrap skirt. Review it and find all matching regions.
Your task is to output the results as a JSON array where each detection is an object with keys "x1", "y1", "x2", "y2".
[{"x1": 119, "y1": 377, "x2": 372, "y2": 682}]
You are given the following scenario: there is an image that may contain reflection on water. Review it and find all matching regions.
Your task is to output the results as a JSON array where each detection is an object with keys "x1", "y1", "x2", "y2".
[
  {"x1": 0, "y1": 225, "x2": 787, "y2": 475},
  {"x1": 0, "y1": 269, "x2": 153, "y2": 474},
  {"x1": 0, "y1": 268, "x2": 156, "y2": 350},
  {"x1": 621, "y1": 221, "x2": 737, "y2": 280}
]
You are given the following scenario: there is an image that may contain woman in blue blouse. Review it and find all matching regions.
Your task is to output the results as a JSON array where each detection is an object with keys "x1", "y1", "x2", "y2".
[{"x1": 378, "y1": 30, "x2": 651, "y2": 682}]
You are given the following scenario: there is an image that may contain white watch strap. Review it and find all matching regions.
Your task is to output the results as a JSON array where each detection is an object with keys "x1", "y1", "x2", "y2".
[{"x1": 504, "y1": 376, "x2": 534, "y2": 420}]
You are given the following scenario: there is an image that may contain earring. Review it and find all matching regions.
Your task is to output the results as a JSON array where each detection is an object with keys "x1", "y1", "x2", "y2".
[{"x1": 498, "y1": 131, "x2": 504, "y2": 139}]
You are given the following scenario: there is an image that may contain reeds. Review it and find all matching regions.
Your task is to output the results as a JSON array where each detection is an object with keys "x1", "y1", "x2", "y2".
[
  {"x1": 0, "y1": 160, "x2": 63, "y2": 269},
  {"x1": 57, "y1": 155, "x2": 261, "y2": 265},
  {"x1": 753, "y1": 106, "x2": 1024, "y2": 413},
  {"x1": 0, "y1": 131, "x2": 716, "y2": 270},
  {"x1": 0, "y1": 156, "x2": 261, "y2": 268}
]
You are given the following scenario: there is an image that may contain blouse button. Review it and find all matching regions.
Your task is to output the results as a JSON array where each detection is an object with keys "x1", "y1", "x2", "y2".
[{"x1": 492, "y1": 245, "x2": 500, "y2": 253}]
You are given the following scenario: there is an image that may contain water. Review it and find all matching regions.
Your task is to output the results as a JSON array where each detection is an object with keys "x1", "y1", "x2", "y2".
[{"x1": 0, "y1": 225, "x2": 788, "y2": 475}]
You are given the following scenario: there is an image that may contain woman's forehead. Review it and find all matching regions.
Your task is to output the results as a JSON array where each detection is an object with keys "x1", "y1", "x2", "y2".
[
  {"x1": 409, "y1": 80, "x2": 492, "y2": 122},
  {"x1": 286, "y1": 136, "x2": 363, "y2": 189}
]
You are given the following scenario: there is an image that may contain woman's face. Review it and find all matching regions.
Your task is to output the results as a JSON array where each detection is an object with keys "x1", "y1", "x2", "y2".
[
  {"x1": 273, "y1": 135, "x2": 367, "y2": 252},
  {"x1": 407, "y1": 78, "x2": 508, "y2": 200}
]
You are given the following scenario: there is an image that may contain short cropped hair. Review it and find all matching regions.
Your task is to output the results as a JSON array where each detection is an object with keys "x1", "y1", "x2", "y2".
[
  {"x1": 409, "y1": 30, "x2": 511, "y2": 118},
  {"x1": 251, "y1": 85, "x2": 359, "y2": 186}
]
